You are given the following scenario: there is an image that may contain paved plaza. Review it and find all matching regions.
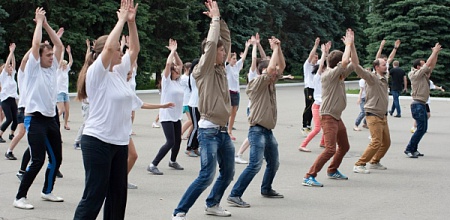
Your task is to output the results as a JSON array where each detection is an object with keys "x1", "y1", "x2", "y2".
[{"x1": 1, "y1": 83, "x2": 449, "y2": 220}]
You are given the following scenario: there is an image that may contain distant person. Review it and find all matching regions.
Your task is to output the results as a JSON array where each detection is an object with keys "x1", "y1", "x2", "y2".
[{"x1": 389, "y1": 60, "x2": 407, "y2": 117}]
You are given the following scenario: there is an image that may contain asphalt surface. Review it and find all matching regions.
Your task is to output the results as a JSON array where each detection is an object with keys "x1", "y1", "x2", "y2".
[{"x1": 1, "y1": 82, "x2": 449, "y2": 220}]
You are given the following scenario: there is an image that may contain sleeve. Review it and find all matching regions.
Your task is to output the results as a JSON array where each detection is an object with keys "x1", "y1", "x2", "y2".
[
  {"x1": 353, "y1": 64, "x2": 375, "y2": 85},
  {"x1": 236, "y1": 59, "x2": 244, "y2": 70},
  {"x1": 86, "y1": 54, "x2": 109, "y2": 89},
  {"x1": 193, "y1": 20, "x2": 221, "y2": 80},
  {"x1": 417, "y1": 66, "x2": 432, "y2": 77},
  {"x1": 429, "y1": 80, "x2": 436, "y2": 89},
  {"x1": 113, "y1": 52, "x2": 131, "y2": 81},
  {"x1": 246, "y1": 74, "x2": 270, "y2": 97},
  {"x1": 132, "y1": 94, "x2": 144, "y2": 111},
  {"x1": 24, "y1": 53, "x2": 41, "y2": 77}
]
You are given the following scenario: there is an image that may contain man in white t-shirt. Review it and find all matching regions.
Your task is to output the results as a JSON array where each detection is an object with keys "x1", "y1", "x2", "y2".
[{"x1": 14, "y1": 7, "x2": 65, "y2": 210}]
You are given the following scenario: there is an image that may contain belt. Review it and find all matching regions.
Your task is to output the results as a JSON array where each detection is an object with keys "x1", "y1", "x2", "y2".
[
  {"x1": 218, "y1": 126, "x2": 228, "y2": 133},
  {"x1": 229, "y1": 90, "x2": 239, "y2": 94},
  {"x1": 366, "y1": 112, "x2": 387, "y2": 116}
]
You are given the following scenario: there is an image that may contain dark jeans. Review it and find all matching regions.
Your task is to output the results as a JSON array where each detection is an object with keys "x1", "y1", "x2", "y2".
[
  {"x1": 405, "y1": 102, "x2": 428, "y2": 153},
  {"x1": 74, "y1": 135, "x2": 128, "y2": 220},
  {"x1": 230, "y1": 125, "x2": 280, "y2": 197},
  {"x1": 187, "y1": 107, "x2": 200, "y2": 151},
  {"x1": 1, "y1": 97, "x2": 18, "y2": 132},
  {"x1": 173, "y1": 127, "x2": 235, "y2": 215},
  {"x1": 16, "y1": 113, "x2": 62, "y2": 199},
  {"x1": 152, "y1": 120, "x2": 182, "y2": 166},
  {"x1": 390, "y1": 90, "x2": 401, "y2": 116},
  {"x1": 303, "y1": 87, "x2": 314, "y2": 127}
]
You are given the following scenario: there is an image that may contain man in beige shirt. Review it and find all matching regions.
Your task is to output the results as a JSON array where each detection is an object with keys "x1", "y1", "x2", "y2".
[
  {"x1": 350, "y1": 33, "x2": 391, "y2": 174},
  {"x1": 302, "y1": 29, "x2": 355, "y2": 187},
  {"x1": 227, "y1": 37, "x2": 286, "y2": 208},
  {"x1": 404, "y1": 43, "x2": 442, "y2": 158},
  {"x1": 172, "y1": 1, "x2": 234, "y2": 219}
]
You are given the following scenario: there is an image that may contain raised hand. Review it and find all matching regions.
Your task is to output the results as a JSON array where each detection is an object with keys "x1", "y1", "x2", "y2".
[
  {"x1": 269, "y1": 37, "x2": 279, "y2": 50},
  {"x1": 245, "y1": 38, "x2": 251, "y2": 48},
  {"x1": 325, "y1": 41, "x2": 332, "y2": 52},
  {"x1": 9, "y1": 43, "x2": 16, "y2": 52},
  {"x1": 343, "y1": 28, "x2": 354, "y2": 46},
  {"x1": 380, "y1": 39, "x2": 386, "y2": 47},
  {"x1": 166, "y1": 38, "x2": 177, "y2": 52},
  {"x1": 85, "y1": 39, "x2": 90, "y2": 48},
  {"x1": 117, "y1": 0, "x2": 130, "y2": 21},
  {"x1": 320, "y1": 43, "x2": 326, "y2": 52},
  {"x1": 56, "y1": 27, "x2": 64, "y2": 38},
  {"x1": 203, "y1": 0, "x2": 220, "y2": 18},
  {"x1": 314, "y1": 37, "x2": 320, "y2": 46},
  {"x1": 394, "y1": 39, "x2": 401, "y2": 48},
  {"x1": 432, "y1": 42, "x2": 442, "y2": 53},
  {"x1": 35, "y1": 7, "x2": 46, "y2": 23},
  {"x1": 256, "y1": 33, "x2": 261, "y2": 44},
  {"x1": 66, "y1": 45, "x2": 71, "y2": 53},
  {"x1": 251, "y1": 35, "x2": 257, "y2": 45},
  {"x1": 127, "y1": 0, "x2": 139, "y2": 22}
]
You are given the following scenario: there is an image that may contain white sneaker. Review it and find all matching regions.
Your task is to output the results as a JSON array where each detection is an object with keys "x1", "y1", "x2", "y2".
[
  {"x1": 127, "y1": 182, "x2": 138, "y2": 189},
  {"x1": 205, "y1": 204, "x2": 231, "y2": 217},
  {"x1": 353, "y1": 165, "x2": 370, "y2": 174},
  {"x1": 41, "y1": 192, "x2": 64, "y2": 202},
  {"x1": 152, "y1": 122, "x2": 160, "y2": 128},
  {"x1": 235, "y1": 155, "x2": 248, "y2": 164},
  {"x1": 369, "y1": 162, "x2": 387, "y2": 170},
  {"x1": 13, "y1": 197, "x2": 34, "y2": 209},
  {"x1": 172, "y1": 212, "x2": 187, "y2": 220}
]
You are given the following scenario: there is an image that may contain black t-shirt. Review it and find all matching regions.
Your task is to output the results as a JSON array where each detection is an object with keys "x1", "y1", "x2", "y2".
[{"x1": 390, "y1": 67, "x2": 406, "y2": 91}]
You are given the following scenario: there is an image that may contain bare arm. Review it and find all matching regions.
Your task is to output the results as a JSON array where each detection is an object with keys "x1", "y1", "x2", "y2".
[
  {"x1": 163, "y1": 39, "x2": 177, "y2": 78},
  {"x1": 403, "y1": 75, "x2": 407, "y2": 92},
  {"x1": 20, "y1": 49, "x2": 32, "y2": 72},
  {"x1": 5, "y1": 43, "x2": 16, "y2": 70},
  {"x1": 318, "y1": 42, "x2": 331, "y2": 74},
  {"x1": 307, "y1": 37, "x2": 320, "y2": 63},
  {"x1": 342, "y1": 29, "x2": 353, "y2": 69},
  {"x1": 127, "y1": 1, "x2": 140, "y2": 65},
  {"x1": 101, "y1": 0, "x2": 129, "y2": 69},
  {"x1": 66, "y1": 45, "x2": 73, "y2": 67},
  {"x1": 375, "y1": 39, "x2": 385, "y2": 59},
  {"x1": 239, "y1": 39, "x2": 250, "y2": 65},
  {"x1": 276, "y1": 38, "x2": 286, "y2": 75},
  {"x1": 387, "y1": 40, "x2": 401, "y2": 64},
  {"x1": 31, "y1": 8, "x2": 45, "y2": 60},
  {"x1": 141, "y1": 102, "x2": 175, "y2": 110},
  {"x1": 256, "y1": 33, "x2": 266, "y2": 59},
  {"x1": 173, "y1": 51, "x2": 183, "y2": 68},
  {"x1": 250, "y1": 36, "x2": 257, "y2": 72},
  {"x1": 266, "y1": 37, "x2": 279, "y2": 79},
  {"x1": 43, "y1": 22, "x2": 64, "y2": 63}
]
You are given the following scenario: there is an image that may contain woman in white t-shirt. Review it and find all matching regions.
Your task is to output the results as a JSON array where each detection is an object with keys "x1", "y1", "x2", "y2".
[
  {"x1": 180, "y1": 62, "x2": 193, "y2": 140},
  {"x1": 225, "y1": 40, "x2": 250, "y2": 140},
  {"x1": 147, "y1": 39, "x2": 184, "y2": 175},
  {"x1": 0, "y1": 43, "x2": 18, "y2": 144},
  {"x1": 56, "y1": 45, "x2": 73, "y2": 130},
  {"x1": 74, "y1": 3, "x2": 173, "y2": 219}
]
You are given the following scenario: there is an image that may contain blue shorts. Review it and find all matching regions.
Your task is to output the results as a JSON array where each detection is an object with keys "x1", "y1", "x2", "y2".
[
  {"x1": 57, "y1": 92, "x2": 69, "y2": 102},
  {"x1": 17, "y1": 107, "x2": 25, "y2": 124},
  {"x1": 183, "y1": 105, "x2": 190, "y2": 114},
  {"x1": 230, "y1": 91, "x2": 240, "y2": 107}
]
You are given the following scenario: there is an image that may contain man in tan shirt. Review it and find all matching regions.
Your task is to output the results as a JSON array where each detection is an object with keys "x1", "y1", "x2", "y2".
[
  {"x1": 404, "y1": 43, "x2": 442, "y2": 158},
  {"x1": 227, "y1": 37, "x2": 286, "y2": 208},
  {"x1": 350, "y1": 33, "x2": 391, "y2": 174},
  {"x1": 302, "y1": 29, "x2": 355, "y2": 187},
  {"x1": 172, "y1": 1, "x2": 234, "y2": 219}
]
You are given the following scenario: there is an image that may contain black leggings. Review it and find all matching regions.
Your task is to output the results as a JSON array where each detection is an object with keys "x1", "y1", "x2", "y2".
[
  {"x1": 187, "y1": 106, "x2": 200, "y2": 151},
  {"x1": 1, "y1": 97, "x2": 18, "y2": 132},
  {"x1": 302, "y1": 87, "x2": 315, "y2": 128},
  {"x1": 152, "y1": 120, "x2": 182, "y2": 166}
]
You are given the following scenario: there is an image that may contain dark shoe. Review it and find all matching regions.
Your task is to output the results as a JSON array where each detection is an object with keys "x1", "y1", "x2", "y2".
[
  {"x1": 0, "y1": 137, "x2": 6, "y2": 143},
  {"x1": 414, "y1": 151, "x2": 424, "y2": 157},
  {"x1": 394, "y1": 115, "x2": 401, "y2": 118},
  {"x1": 389, "y1": 111, "x2": 393, "y2": 116},
  {"x1": 261, "y1": 190, "x2": 284, "y2": 198},
  {"x1": 56, "y1": 170, "x2": 63, "y2": 178},
  {"x1": 227, "y1": 196, "x2": 251, "y2": 208},
  {"x1": 9, "y1": 134, "x2": 14, "y2": 140},
  {"x1": 5, "y1": 152, "x2": 17, "y2": 160},
  {"x1": 404, "y1": 151, "x2": 418, "y2": 158}
]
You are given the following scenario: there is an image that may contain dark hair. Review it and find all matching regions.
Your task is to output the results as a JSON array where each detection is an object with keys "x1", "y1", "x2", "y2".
[
  {"x1": 201, "y1": 38, "x2": 224, "y2": 54},
  {"x1": 77, "y1": 35, "x2": 108, "y2": 101},
  {"x1": 188, "y1": 58, "x2": 200, "y2": 92},
  {"x1": 372, "y1": 59, "x2": 381, "y2": 69},
  {"x1": 327, "y1": 50, "x2": 343, "y2": 68},
  {"x1": 311, "y1": 64, "x2": 320, "y2": 74},
  {"x1": 39, "y1": 44, "x2": 53, "y2": 56},
  {"x1": 258, "y1": 60, "x2": 270, "y2": 75},
  {"x1": 413, "y1": 59, "x2": 423, "y2": 69}
]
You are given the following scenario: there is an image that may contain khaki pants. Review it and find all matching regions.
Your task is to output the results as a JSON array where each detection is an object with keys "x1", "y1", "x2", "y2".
[
  {"x1": 355, "y1": 115, "x2": 391, "y2": 166},
  {"x1": 306, "y1": 115, "x2": 350, "y2": 178}
]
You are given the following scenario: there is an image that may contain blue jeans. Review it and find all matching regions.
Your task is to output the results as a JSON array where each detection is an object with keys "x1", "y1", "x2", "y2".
[
  {"x1": 230, "y1": 125, "x2": 280, "y2": 197},
  {"x1": 174, "y1": 127, "x2": 235, "y2": 215},
  {"x1": 390, "y1": 90, "x2": 401, "y2": 116},
  {"x1": 355, "y1": 97, "x2": 367, "y2": 126},
  {"x1": 405, "y1": 103, "x2": 428, "y2": 153}
]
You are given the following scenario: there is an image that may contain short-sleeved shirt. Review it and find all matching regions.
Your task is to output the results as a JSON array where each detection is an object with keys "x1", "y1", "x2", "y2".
[
  {"x1": 320, "y1": 63, "x2": 354, "y2": 120},
  {"x1": 389, "y1": 67, "x2": 405, "y2": 91},
  {"x1": 23, "y1": 53, "x2": 59, "y2": 117},
  {"x1": 246, "y1": 74, "x2": 277, "y2": 130},
  {"x1": 408, "y1": 66, "x2": 431, "y2": 103},
  {"x1": 57, "y1": 67, "x2": 70, "y2": 94},
  {"x1": 17, "y1": 69, "x2": 26, "y2": 108},
  {"x1": 0, "y1": 69, "x2": 18, "y2": 102},
  {"x1": 83, "y1": 52, "x2": 143, "y2": 145},
  {"x1": 247, "y1": 69, "x2": 259, "y2": 108},
  {"x1": 128, "y1": 67, "x2": 137, "y2": 92},
  {"x1": 188, "y1": 75, "x2": 198, "y2": 107},
  {"x1": 226, "y1": 59, "x2": 243, "y2": 92},
  {"x1": 180, "y1": 74, "x2": 192, "y2": 106},
  {"x1": 159, "y1": 73, "x2": 184, "y2": 122},
  {"x1": 312, "y1": 73, "x2": 322, "y2": 104}
]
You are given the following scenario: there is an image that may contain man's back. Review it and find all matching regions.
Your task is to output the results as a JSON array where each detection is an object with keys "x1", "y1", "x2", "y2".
[{"x1": 390, "y1": 67, "x2": 405, "y2": 91}]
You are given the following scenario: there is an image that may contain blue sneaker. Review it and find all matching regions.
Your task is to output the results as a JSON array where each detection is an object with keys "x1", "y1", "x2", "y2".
[
  {"x1": 302, "y1": 176, "x2": 323, "y2": 187},
  {"x1": 328, "y1": 170, "x2": 348, "y2": 180}
]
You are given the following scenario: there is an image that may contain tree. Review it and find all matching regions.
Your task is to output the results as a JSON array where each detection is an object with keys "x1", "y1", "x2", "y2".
[
  {"x1": 365, "y1": 0, "x2": 450, "y2": 88},
  {"x1": 0, "y1": 6, "x2": 8, "y2": 57}
]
